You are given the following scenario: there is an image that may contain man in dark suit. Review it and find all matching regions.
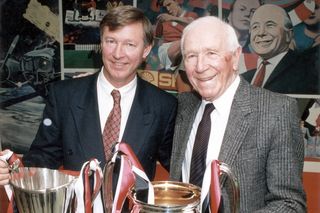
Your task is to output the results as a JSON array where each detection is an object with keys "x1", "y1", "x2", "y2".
[
  {"x1": 241, "y1": 4, "x2": 319, "y2": 95},
  {"x1": 0, "y1": 6, "x2": 177, "y2": 184},
  {"x1": 170, "y1": 16, "x2": 306, "y2": 212}
]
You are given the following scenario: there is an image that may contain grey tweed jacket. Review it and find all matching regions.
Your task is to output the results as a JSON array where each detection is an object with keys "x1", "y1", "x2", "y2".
[{"x1": 170, "y1": 77, "x2": 306, "y2": 212}]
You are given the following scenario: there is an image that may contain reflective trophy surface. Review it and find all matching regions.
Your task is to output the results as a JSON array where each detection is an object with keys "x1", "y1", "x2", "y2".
[
  {"x1": 10, "y1": 167, "x2": 76, "y2": 213},
  {"x1": 102, "y1": 143, "x2": 240, "y2": 213}
]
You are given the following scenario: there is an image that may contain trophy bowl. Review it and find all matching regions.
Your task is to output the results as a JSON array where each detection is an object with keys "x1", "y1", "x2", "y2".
[{"x1": 10, "y1": 167, "x2": 77, "y2": 213}]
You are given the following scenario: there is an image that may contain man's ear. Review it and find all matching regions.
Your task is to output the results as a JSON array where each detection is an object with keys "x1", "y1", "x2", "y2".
[
  {"x1": 232, "y1": 46, "x2": 242, "y2": 71},
  {"x1": 142, "y1": 44, "x2": 153, "y2": 59},
  {"x1": 286, "y1": 29, "x2": 293, "y2": 43}
]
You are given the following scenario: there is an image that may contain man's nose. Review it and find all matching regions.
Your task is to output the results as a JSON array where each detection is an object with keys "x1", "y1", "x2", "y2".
[
  {"x1": 244, "y1": 10, "x2": 251, "y2": 18},
  {"x1": 257, "y1": 25, "x2": 267, "y2": 35},
  {"x1": 113, "y1": 44, "x2": 124, "y2": 58},
  {"x1": 196, "y1": 54, "x2": 207, "y2": 72}
]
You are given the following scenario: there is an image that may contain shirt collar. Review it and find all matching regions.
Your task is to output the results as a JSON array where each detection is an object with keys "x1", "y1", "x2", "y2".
[
  {"x1": 202, "y1": 75, "x2": 240, "y2": 114},
  {"x1": 98, "y1": 69, "x2": 137, "y2": 97},
  {"x1": 258, "y1": 51, "x2": 287, "y2": 68}
]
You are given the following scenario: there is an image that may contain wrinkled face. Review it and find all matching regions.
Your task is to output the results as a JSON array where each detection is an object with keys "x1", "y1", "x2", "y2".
[
  {"x1": 250, "y1": 5, "x2": 292, "y2": 59},
  {"x1": 100, "y1": 22, "x2": 152, "y2": 88},
  {"x1": 304, "y1": 3, "x2": 320, "y2": 27},
  {"x1": 163, "y1": 0, "x2": 181, "y2": 16},
  {"x1": 229, "y1": 0, "x2": 261, "y2": 32},
  {"x1": 183, "y1": 24, "x2": 241, "y2": 101}
]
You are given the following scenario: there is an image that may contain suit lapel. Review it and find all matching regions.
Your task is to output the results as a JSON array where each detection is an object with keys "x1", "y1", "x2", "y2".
[
  {"x1": 173, "y1": 92, "x2": 201, "y2": 175},
  {"x1": 122, "y1": 77, "x2": 154, "y2": 153},
  {"x1": 264, "y1": 50, "x2": 298, "y2": 86},
  {"x1": 218, "y1": 78, "x2": 252, "y2": 169},
  {"x1": 172, "y1": 81, "x2": 252, "y2": 180},
  {"x1": 70, "y1": 73, "x2": 105, "y2": 163}
]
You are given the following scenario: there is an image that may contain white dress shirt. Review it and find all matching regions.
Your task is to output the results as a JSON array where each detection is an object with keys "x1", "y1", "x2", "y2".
[
  {"x1": 96, "y1": 69, "x2": 136, "y2": 141},
  {"x1": 182, "y1": 76, "x2": 240, "y2": 188}
]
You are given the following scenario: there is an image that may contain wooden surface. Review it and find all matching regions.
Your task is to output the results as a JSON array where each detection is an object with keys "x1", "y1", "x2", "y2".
[{"x1": 303, "y1": 157, "x2": 320, "y2": 213}]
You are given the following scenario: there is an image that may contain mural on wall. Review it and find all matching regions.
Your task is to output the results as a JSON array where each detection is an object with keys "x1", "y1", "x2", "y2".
[
  {"x1": 0, "y1": 0, "x2": 61, "y2": 153},
  {"x1": 134, "y1": 0, "x2": 319, "y2": 95},
  {"x1": 62, "y1": 0, "x2": 135, "y2": 73},
  {"x1": 237, "y1": 0, "x2": 319, "y2": 95},
  {"x1": 0, "y1": 0, "x2": 319, "y2": 158}
]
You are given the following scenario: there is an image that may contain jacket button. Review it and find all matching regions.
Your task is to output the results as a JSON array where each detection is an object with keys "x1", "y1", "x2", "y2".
[{"x1": 67, "y1": 149, "x2": 73, "y2": 155}]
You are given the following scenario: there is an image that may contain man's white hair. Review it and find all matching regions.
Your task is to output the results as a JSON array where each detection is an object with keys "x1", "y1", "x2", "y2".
[{"x1": 181, "y1": 16, "x2": 240, "y2": 55}]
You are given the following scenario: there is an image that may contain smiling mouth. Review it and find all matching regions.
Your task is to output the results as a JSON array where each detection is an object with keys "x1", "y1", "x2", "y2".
[
  {"x1": 113, "y1": 61, "x2": 127, "y2": 66},
  {"x1": 199, "y1": 74, "x2": 217, "y2": 81},
  {"x1": 241, "y1": 20, "x2": 249, "y2": 24},
  {"x1": 255, "y1": 40, "x2": 272, "y2": 46}
]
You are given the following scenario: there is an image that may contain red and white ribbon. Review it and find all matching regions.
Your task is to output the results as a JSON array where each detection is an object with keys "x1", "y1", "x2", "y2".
[
  {"x1": 109, "y1": 143, "x2": 155, "y2": 213},
  {"x1": 201, "y1": 160, "x2": 222, "y2": 213},
  {"x1": 0, "y1": 149, "x2": 19, "y2": 213},
  {"x1": 0, "y1": 149, "x2": 14, "y2": 200},
  {"x1": 74, "y1": 159, "x2": 103, "y2": 213}
]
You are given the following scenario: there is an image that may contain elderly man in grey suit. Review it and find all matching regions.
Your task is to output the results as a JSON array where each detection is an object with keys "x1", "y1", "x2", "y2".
[{"x1": 170, "y1": 16, "x2": 306, "y2": 212}]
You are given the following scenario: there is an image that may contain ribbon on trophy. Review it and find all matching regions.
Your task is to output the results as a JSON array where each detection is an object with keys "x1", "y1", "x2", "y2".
[
  {"x1": 103, "y1": 142, "x2": 154, "y2": 213},
  {"x1": 0, "y1": 149, "x2": 23, "y2": 213},
  {"x1": 74, "y1": 158, "x2": 104, "y2": 213},
  {"x1": 201, "y1": 159, "x2": 222, "y2": 213}
]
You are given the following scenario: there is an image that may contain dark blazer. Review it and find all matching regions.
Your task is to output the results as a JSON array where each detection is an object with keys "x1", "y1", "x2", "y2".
[
  {"x1": 170, "y1": 77, "x2": 306, "y2": 212},
  {"x1": 241, "y1": 50, "x2": 319, "y2": 94},
  {"x1": 23, "y1": 71, "x2": 177, "y2": 180}
]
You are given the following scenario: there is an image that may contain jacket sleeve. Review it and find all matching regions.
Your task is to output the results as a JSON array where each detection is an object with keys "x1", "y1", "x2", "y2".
[{"x1": 255, "y1": 97, "x2": 306, "y2": 212}]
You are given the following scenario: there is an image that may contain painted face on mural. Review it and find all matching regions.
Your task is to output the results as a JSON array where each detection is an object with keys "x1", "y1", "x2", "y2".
[
  {"x1": 100, "y1": 22, "x2": 152, "y2": 88},
  {"x1": 250, "y1": 4, "x2": 292, "y2": 59},
  {"x1": 229, "y1": 0, "x2": 261, "y2": 32},
  {"x1": 163, "y1": 0, "x2": 181, "y2": 17},
  {"x1": 183, "y1": 20, "x2": 241, "y2": 101}
]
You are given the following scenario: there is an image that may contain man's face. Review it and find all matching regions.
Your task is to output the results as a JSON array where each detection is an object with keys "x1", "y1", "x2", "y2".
[
  {"x1": 229, "y1": 0, "x2": 261, "y2": 32},
  {"x1": 183, "y1": 22, "x2": 240, "y2": 101},
  {"x1": 163, "y1": 0, "x2": 180, "y2": 16},
  {"x1": 100, "y1": 22, "x2": 151, "y2": 88},
  {"x1": 304, "y1": 3, "x2": 320, "y2": 27},
  {"x1": 250, "y1": 5, "x2": 292, "y2": 59}
]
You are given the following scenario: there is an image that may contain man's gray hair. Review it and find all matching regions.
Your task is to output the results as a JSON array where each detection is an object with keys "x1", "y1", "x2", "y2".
[{"x1": 181, "y1": 16, "x2": 240, "y2": 55}]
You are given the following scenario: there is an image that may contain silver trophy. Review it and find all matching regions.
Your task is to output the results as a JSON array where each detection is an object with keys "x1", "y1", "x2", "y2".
[
  {"x1": 128, "y1": 162, "x2": 239, "y2": 213},
  {"x1": 128, "y1": 181, "x2": 201, "y2": 213},
  {"x1": 3, "y1": 152, "x2": 103, "y2": 213},
  {"x1": 10, "y1": 167, "x2": 77, "y2": 213},
  {"x1": 102, "y1": 143, "x2": 239, "y2": 213}
]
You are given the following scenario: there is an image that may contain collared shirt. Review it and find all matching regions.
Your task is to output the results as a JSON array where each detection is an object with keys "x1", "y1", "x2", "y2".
[
  {"x1": 97, "y1": 68, "x2": 136, "y2": 141},
  {"x1": 182, "y1": 75, "x2": 240, "y2": 185},
  {"x1": 252, "y1": 51, "x2": 287, "y2": 86}
]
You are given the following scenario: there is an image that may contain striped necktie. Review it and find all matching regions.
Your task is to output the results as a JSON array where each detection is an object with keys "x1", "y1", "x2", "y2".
[
  {"x1": 189, "y1": 103, "x2": 215, "y2": 187},
  {"x1": 102, "y1": 89, "x2": 121, "y2": 162},
  {"x1": 253, "y1": 60, "x2": 269, "y2": 87}
]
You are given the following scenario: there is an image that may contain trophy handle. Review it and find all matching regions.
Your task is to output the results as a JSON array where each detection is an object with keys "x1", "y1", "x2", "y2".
[
  {"x1": 102, "y1": 152, "x2": 139, "y2": 213},
  {"x1": 219, "y1": 162, "x2": 240, "y2": 213}
]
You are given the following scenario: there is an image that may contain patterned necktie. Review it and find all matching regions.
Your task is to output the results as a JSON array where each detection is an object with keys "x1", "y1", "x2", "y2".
[
  {"x1": 102, "y1": 89, "x2": 121, "y2": 162},
  {"x1": 253, "y1": 60, "x2": 269, "y2": 87},
  {"x1": 189, "y1": 103, "x2": 215, "y2": 187}
]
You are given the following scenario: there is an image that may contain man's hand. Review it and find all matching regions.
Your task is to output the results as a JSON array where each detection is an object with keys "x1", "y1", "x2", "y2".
[{"x1": 0, "y1": 159, "x2": 10, "y2": 185}]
